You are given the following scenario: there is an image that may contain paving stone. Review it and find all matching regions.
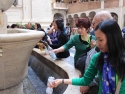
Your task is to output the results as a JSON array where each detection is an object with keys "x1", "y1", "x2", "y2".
[{"x1": 23, "y1": 67, "x2": 47, "y2": 94}]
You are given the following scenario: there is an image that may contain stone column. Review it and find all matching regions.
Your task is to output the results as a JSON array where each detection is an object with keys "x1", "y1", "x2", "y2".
[
  {"x1": 69, "y1": 18, "x2": 73, "y2": 27},
  {"x1": 118, "y1": 0, "x2": 123, "y2": 28},
  {"x1": 70, "y1": 18, "x2": 74, "y2": 27},
  {"x1": 101, "y1": 0, "x2": 104, "y2": 9},
  {"x1": 73, "y1": 17, "x2": 79, "y2": 27},
  {"x1": 0, "y1": 11, "x2": 7, "y2": 34},
  {"x1": 30, "y1": 0, "x2": 52, "y2": 28},
  {"x1": 22, "y1": 0, "x2": 30, "y2": 23}
]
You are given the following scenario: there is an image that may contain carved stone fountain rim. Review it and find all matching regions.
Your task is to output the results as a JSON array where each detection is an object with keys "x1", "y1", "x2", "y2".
[
  {"x1": 0, "y1": 29, "x2": 45, "y2": 42},
  {"x1": 0, "y1": 0, "x2": 15, "y2": 11}
]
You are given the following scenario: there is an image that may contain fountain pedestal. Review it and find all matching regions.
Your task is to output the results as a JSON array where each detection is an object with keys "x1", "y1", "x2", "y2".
[
  {"x1": 0, "y1": 12, "x2": 7, "y2": 34},
  {"x1": 0, "y1": 83, "x2": 23, "y2": 94},
  {"x1": 0, "y1": 0, "x2": 45, "y2": 94},
  {"x1": 0, "y1": 29, "x2": 45, "y2": 94}
]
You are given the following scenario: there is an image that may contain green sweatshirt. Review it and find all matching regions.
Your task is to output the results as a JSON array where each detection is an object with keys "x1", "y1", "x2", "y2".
[
  {"x1": 72, "y1": 52, "x2": 125, "y2": 94},
  {"x1": 63, "y1": 34, "x2": 96, "y2": 63}
]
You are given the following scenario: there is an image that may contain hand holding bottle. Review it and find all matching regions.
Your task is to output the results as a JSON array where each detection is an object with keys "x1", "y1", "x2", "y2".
[
  {"x1": 48, "y1": 79, "x2": 62, "y2": 88},
  {"x1": 52, "y1": 49, "x2": 59, "y2": 54},
  {"x1": 52, "y1": 47, "x2": 64, "y2": 54},
  {"x1": 46, "y1": 76, "x2": 55, "y2": 94},
  {"x1": 47, "y1": 46, "x2": 57, "y2": 60}
]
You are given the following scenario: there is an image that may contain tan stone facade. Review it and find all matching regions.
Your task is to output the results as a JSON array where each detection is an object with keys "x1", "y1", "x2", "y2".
[{"x1": 5, "y1": 0, "x2": 125, "y2": 29}]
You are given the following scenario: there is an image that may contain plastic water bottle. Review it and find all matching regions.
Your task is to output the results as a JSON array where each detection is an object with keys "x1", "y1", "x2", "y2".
[
  {"x1": 49, "y1": 51, "x2": 57, "y2": 60},
  {"x1": 40, "y1": 41, "x2": 57, "y2": 60},
  {"x1": 46, "y1": 76, "x2": 55, "y2": 94},
  {"x1": 46, "y1": 87, "x2": 53, "y2": 94},
  {"x1": 48, "y1": 46, "x2": 57, "y2": 60}
]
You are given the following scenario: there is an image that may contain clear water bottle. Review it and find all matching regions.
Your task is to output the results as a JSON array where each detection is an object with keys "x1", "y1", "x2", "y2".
[
  {"x1": 39, "y1": 41, "x2": 57, "y2": 60},
  {"x1": 49, "y1": 51, "x2": 57, "y2": 60},
  {"x1": 48, "y1": 46, "x2": 57, "y2": 60},
  {"x1": 46, "y1": 87, "x2": 53, "y2": 94},
  {"x1": 46, "y1": 76, "x2": 55, "y2": 94}
]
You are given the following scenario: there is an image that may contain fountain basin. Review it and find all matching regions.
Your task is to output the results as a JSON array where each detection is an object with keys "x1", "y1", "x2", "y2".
[
  {"x1": 0, "y1": 0, "x2": 14, "y2": 11},
  {"x1": 29, "y1": 48, "x2": 81, "y2": 94},
  {"x1": 0, "y1": 29, "x2": 44, "y2": 91}
]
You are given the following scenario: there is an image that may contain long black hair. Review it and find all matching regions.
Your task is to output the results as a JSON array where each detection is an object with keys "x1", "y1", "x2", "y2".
[
  {"x1": 95, "y1": 20, "x2": 125, "y2": 80},
  {"x1": 54, "y1": 18, "x2": 64, "y2": 32}
]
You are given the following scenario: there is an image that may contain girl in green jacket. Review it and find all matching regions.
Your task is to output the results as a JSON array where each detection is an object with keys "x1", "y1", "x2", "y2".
[{"x1": 49, "y1": 20, "x2": 125, "y2": 94}]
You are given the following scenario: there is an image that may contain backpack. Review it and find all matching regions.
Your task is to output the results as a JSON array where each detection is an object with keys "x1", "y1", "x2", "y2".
[{"x1": 75, "y1": 35, "x2": 92, "y2": 74}]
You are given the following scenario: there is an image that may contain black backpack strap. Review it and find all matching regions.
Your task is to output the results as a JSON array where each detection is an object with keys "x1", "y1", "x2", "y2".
[
  {"x1": 81, "y1": 35, "x2": 92, "y2": 55},
  {"x1": 88, "y1": 35, "x2": 92, "y2": 48}
]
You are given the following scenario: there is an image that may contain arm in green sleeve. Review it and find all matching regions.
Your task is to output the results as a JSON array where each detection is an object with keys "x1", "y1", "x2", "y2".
[
  {"x1": 72, "y1": 53, "x2": 100, "y2": 86},
  {"x1": 63, "y1": 36, "x2": 75, "y2": 51}
]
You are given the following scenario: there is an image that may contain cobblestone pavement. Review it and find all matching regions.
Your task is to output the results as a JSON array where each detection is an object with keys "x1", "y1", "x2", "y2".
[{"x1": 23, "y1": 67, "x2": 46, "y2": 94}]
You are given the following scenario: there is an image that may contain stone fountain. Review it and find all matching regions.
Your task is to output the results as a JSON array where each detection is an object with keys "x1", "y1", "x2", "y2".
[{"x1": 0, "y1": 0, "x2": 45, "y2": 94}]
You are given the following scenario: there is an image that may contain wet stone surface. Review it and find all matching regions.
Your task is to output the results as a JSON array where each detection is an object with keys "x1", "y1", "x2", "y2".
[{"x1": 23, "y1": 67, "x2": 47, "y2": 94}]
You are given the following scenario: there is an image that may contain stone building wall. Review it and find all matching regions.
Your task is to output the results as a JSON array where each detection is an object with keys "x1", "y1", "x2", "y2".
[
  {"x1": 5, "y1": 0, "x2": 67, "y2": 29},
  {"x1": 5, "y1": 0, "x2": 125, "y2": 29}
]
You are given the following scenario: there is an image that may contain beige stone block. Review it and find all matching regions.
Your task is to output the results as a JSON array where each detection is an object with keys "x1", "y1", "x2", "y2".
[{"x1": 0, "y1": 29, "x2": 45, "y2": 94}]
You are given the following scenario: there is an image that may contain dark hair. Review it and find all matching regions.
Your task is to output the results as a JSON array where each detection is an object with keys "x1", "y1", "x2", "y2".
[
  {"x1": 35, "y1": 23, "x2": 41, "y2": 29},
  {"x1": 76, "y1": 18, "x2": 91, "y2": 30},
  {"x1": 54, "y1": 18, "x2": 64, "y2": 31},
  {"x1": 95, "y1": 20, "x2": 125, "y2": 80},
  {"x1": 7, "y1": 25, "x2": 10, "y2": 28},
  {"x1": 50, "y1": 23, "x2": 52, "y2": 27},
  {"x1": 11, "y1": 24, "x2": 17, "y2": 28},
  {"x1": 66, "y1": 23, "x2": 70, "y2": 26},
  {"x1": 35, "y1": 23, "x2": 45, "y2": 31}
]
